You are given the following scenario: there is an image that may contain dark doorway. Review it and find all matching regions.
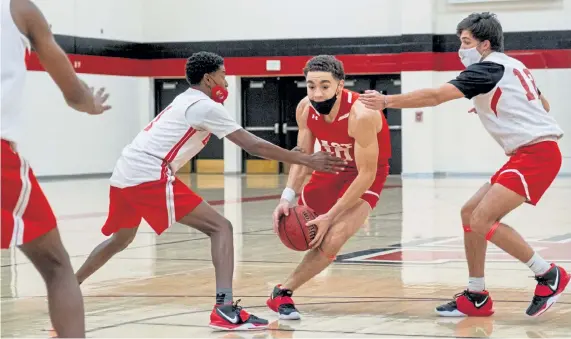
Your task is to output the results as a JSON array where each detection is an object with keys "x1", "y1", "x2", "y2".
[{"x1": 241, "y1": 75, "x2": 402, "y2": 174}]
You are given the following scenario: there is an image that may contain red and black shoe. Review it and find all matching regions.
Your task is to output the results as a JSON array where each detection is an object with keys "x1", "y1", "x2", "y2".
[
  {"x1": 435, "y1": 290, "x2": 494, "y2": 317},
  {"x1": 266, "y1": 285, "x2": 300, "y2": 320},
  {"x1": 526, "y1": 263, "x2": 570, "y2": 317},
  {"x1": 209, "y1": 300, "x2": 269, "y2": 331}
]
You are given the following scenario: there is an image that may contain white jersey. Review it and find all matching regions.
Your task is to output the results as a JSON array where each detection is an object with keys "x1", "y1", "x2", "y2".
[
  {"x1": 1, "y1": 0, "x2": 31, "y2": 144},
  {"x1": 449, "y1": 52, "x2": 563, "y2": 155},
  {"x1": 110, "y1": 88, "x2": 241, "y2": 188}
]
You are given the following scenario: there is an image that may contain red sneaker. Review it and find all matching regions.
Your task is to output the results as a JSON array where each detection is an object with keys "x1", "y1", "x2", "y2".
[
  {"x1": 266, "y1": 284, "x2": 300, "y2": 320},
  {"x1": 526, "y1": 263, "x2": 570, "y2": 317},
  {"x1": 435, "y1": 290, "x2": 494, "y2": 317},
  {"x1": 209, "y1": 300, "x2": 268, "y2": 331}
]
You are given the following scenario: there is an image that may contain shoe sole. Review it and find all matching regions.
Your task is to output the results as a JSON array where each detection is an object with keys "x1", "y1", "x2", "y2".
[
  {"x1": 209, "y1": 323, "x2": 268, "y2": 331},
  {"x1": 267, "y1": 298, "x2": 301, "y2": 320},
  {"x1": 528, "y1": 273, "x2": 570, "y2": 317},
  {"x1": 278, "y1": 311, "x2": 301, "y2": 320},
  {"x1": 435, "y1": 308, "x2": 494, "y2": 317}
]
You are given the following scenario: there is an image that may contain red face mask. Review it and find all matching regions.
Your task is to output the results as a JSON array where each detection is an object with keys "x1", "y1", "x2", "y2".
[{"x1": 211, "y1": 85, "x2": 228, "y2": 104}]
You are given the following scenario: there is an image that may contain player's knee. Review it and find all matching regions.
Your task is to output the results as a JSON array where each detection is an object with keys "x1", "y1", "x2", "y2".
[
  {"x1": 469, "y1": 208, "x2": 494, "y2": 236},
  {"x1": 111, "y1": 230, "x2": 136, "y2": 252},
  {"x1": 460, "y1": 203, "x2": 475, "y2": 225},
  {"x1": 320, "y1": 226, "x2": 349, "y2": 256},
  {"x1": 33, "y1": 247, "x2": 73, "y2": 283},
  {"x1": 208, "y1": 218, "x2": 233, "y2": 237}
]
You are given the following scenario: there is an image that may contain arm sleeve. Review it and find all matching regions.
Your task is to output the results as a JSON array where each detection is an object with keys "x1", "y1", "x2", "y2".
[
  {"x1": 185, "y1": 100, "x2": 242, "y2": 139},
  {"x1": 448, "y1": 62, "x2": 505, "y2": 99}
]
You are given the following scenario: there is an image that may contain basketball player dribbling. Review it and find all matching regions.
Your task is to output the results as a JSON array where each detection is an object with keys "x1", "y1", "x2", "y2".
[
  {"x1": 72, "y1": 51, "x2": 346, "y2": 331},
  {"x1": 267, "y1": 55, "x2": 392, "y2": 319},
  {"x1": 1, "y1": 0, "x2": 112, "y2": 337},
  {"x1": 359, "y1": 12, "x2": 568, "y2": 317}
]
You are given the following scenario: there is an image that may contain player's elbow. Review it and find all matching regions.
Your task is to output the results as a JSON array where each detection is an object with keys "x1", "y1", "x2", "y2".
[{"x1": 432, "y1": 90, "x2": 448, "y2": 106}]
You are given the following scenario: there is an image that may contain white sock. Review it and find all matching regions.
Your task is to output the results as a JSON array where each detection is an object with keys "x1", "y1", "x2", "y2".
[
  {"x1": 468, "y1": 277, "x2": 485, "y2": 292},
  {"x1": 526, "y1": 252, "x2": 551, "y2": 276}
]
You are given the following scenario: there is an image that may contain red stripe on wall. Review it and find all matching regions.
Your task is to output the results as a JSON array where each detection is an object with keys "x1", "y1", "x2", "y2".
[{"x1": 26, "y1": 50, "x2": 571, "y2": 77}]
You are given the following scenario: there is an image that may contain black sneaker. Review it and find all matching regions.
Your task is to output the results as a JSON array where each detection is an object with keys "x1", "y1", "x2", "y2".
[
  {"x1": 266, "y1": 285, "x2": 301, "y2": 320},
  {"x1": 526, "y1": 264, "x2": 570, "y2": 317},
  {"x1": 209, "y1": 299, "x2": 269, "y2": 331}
]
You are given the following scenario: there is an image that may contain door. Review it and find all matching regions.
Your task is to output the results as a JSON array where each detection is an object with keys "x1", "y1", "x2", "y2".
[
  {"x1": 241, "y1": 78, "x2": 281, "y2": 173},
  {"x1": 155, "y1": 79, "x2": 225, "y2": 173},
  {"x1": 373, "y1": 77, "x2": 402, "y2": 175},
  {"x1": 280, "y1": 77, "x2": 307, "y2": 173}
]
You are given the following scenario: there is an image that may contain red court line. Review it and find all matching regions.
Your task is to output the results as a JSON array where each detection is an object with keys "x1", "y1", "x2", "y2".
[{"x1": 57, "y1": 184, "x2": 402, "y2": 221}]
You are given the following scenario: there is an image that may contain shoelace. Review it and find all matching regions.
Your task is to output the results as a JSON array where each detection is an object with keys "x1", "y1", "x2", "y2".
[{"x1": 446, "y1": 290, "x2": 477, "y2": 307}]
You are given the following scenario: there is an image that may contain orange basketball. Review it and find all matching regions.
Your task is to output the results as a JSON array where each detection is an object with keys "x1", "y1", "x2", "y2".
[{"x1": 277, "y1": 205, "x2": 318, "y2": 251}]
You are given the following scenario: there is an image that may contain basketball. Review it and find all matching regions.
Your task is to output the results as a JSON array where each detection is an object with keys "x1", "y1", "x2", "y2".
[{"x1": 277, "y1": 205, "x2": 318, "y2": 251}]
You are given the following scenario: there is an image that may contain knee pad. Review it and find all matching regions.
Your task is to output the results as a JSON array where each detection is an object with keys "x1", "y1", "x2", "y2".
[
  {"x1": 485, "y1": 221, "x2": 500, "y2": 241},
  {"x1": 463, "y1": 225, "x2": 472, "y2": 232}
]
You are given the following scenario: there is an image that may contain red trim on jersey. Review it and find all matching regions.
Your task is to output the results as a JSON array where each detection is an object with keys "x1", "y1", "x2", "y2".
[
  {"x1": 491, "y1": 87, "x2": 503, "y2": 116},
  {"x1": 160, "y1": 128, "x2": 197, "y2": 180}
]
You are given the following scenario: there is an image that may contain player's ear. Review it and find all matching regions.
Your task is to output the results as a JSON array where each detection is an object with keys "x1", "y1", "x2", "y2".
[{"x1": 337, "y1": 80, "x2": 345, "y2": 94}]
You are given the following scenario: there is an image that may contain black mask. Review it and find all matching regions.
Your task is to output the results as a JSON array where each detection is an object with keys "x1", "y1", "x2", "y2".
[{"x1": 310, "y1": 91, "x2": 338, "y2": 115}]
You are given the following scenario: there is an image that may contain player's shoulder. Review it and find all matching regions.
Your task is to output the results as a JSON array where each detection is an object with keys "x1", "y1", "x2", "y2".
[
  {"x1": 296, "y1": 96, "x2": 311, "y2": 121},
  {"x1": 351, "y1": 100, "x2": 381, "y2": 123},
  {"x1": 464, "y1": 61, "x2": 505, "y2": 75}
]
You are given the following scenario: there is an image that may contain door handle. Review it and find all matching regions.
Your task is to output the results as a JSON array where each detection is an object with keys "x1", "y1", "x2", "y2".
[
  {"x1": 282, "y1": 123, "x2": 287, "y2": 134},
  {"x1": 274, "y1": 123, "x2": 279, "y2": 134}
]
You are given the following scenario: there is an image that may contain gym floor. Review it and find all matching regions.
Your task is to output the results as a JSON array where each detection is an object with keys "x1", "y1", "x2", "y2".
[{"x1": 1, "y1": 174, "x2": 570, "y2": 338}]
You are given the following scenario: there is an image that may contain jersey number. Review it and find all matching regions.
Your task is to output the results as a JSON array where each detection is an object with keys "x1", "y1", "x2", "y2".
[
  {"x1": 144, "y1": 105, "x2": 172, "y2": 131},
  {"x1": 513, "y1": 68, "x2": 539, "y2": 101},
  {"x1": 492, "y1": 68, "x2": 539, "y2": 116}
]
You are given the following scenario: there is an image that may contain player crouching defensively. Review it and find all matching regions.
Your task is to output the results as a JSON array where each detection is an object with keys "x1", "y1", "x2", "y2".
[
  {"x1": 268, "y1": 55, "x2": 392, "y2": 320},
  {"x1": 359, "y1": 12, "x2": 568, "y2": 318}
]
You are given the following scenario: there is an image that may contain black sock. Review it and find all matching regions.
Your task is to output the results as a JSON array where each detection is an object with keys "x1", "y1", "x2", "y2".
[{"x1": 216, "y1": 288, "x2": 232, "y2": 305}]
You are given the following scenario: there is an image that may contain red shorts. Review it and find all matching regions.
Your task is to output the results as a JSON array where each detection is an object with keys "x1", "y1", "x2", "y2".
[
  {"x1": 101, "y1": 177, "x2": 203, "y2": 236},
  {"x1": 299, "y1": 165, "x2": 390, "y2": 215},
  {"x1": 490, "y1": 141, "x2": 561, "y2": 205},
  {"x1": 1, "y1": 140, "x2": 57, "y2": 249}
]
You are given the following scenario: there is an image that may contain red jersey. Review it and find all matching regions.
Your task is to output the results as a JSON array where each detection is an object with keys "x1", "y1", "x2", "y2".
[{"x1": 308, "y1": 89, "x2": 391, "y2": 174}]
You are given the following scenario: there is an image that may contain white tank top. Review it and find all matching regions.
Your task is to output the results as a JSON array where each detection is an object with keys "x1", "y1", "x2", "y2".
[
  {"x1": 472, "y1": 53, "x2": 564, "y2": 155},
  {"x1": 1, "y1": 0, "x2": 30, "y2": 144},
  {"x1": 110, "y1": 88, "x2": 241, "y2": 188}
]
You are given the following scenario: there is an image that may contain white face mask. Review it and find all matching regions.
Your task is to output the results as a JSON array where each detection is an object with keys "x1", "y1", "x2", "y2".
[{"x1": 458, "y1": 46, "x2": 482, "y2": 68}]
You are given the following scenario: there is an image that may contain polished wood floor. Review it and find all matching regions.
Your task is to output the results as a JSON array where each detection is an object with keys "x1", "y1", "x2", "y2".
[{"x1": 2, "y1": 174, "x2": 570, "y2": 338}]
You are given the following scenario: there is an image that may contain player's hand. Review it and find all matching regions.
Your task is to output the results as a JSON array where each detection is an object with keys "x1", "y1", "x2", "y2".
[
  {"x1": 304, "y1": 152, "x2": 346, "y2": 173},
  {"x1": 307, "y1": 213, "x2": 333, "y2": 249},
  {"x1": 273, "y1": 199, "x2": 292, "y2": 233},
  {"x1": 359, "y1": 90, "x2": 386, "y2": 111},
  {"x1": 88, "y1": 87, "x2": 112, "y2": 115}
]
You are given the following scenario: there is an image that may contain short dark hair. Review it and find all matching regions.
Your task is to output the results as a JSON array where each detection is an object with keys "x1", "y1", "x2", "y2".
[
  {"x1": 457, "y1": 12, "x2": 504, "y2": 52},
  {"x1": 303, "y1": 55, "x2": 345, "y2": 81},
  {"x1": 185, "y1": 51, "x2": 224, "y2": 85}
]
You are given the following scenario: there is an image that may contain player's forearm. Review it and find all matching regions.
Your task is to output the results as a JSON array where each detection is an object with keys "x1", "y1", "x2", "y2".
[
  {"x1": 386, "y1": 89, "x2": 440, "y2": 109},
  {"x1": 326, "y1": 170, "x2": 376, "y2": 220},
  {"x1": 248, "y1": 139, "x2": 309, "y2": 167},
  {"x1": 65, "y1": 80, "x2": 96, "y2": 113},
  {"x1": 285, "y1": 164, "x2": 309, "y2": 194}
]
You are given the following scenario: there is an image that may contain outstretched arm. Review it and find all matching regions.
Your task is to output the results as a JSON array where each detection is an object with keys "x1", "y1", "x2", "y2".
[
  {"x1": 226, "y1": 129, "x2": 343, "y2": 174},
  {"x1": 359, "y1": 63, "x2": 505, "y2": 110},
  {"x1": 12, "y1": 0, "x2": 110, "y2": 114}
]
